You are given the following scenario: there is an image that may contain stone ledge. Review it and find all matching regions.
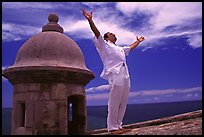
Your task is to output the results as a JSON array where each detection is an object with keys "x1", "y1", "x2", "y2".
[
  {"x1": 87, "y1": 109, "x2": 202, "y2": 135},
  {"x1": 123, "y1": 117, "x2": 202, "y2": 135}
]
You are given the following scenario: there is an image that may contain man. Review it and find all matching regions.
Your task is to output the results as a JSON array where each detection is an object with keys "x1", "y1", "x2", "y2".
[{"x1": 82, "y1": 9, "x2": 145, "y2": 134}]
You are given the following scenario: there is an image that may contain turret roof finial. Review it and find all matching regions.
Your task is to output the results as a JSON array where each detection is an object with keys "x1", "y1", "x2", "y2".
[{"x1": 42, "y1": 13, "x2": 63, "y2": 33}]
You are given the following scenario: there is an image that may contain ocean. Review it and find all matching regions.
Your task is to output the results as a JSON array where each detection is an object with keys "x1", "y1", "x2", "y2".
[{"x1": 2, "y1": 100, "x2": 202, "y2": 135}]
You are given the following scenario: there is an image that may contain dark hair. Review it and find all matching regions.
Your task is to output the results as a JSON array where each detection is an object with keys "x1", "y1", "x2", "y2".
[{"x1": 103, "y1": 32, "x2": 109, "y2": 39}]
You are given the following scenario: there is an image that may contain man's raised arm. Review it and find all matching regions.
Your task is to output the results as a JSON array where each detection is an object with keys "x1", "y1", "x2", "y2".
[
  {"x1": 130, "y1": 36, "x2": 145, "y2": 50},
  {"x1": 82, "y1": 9, "x2": 100, "y2": 39}
]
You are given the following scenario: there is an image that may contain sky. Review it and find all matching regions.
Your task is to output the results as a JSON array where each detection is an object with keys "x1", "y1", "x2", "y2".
[{"x1": 2, "y1": 2, "x2": 202, "y2": 108}]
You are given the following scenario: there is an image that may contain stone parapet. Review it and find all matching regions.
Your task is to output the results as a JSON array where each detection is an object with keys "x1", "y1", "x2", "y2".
[{"x1": 87, "y1": 109, "x2": 202, "y2": 135}]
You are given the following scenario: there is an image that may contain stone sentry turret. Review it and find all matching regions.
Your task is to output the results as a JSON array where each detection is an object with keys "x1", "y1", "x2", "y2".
[{"x1": 3, "y1": 13, "x2": 95, "y2": 135}]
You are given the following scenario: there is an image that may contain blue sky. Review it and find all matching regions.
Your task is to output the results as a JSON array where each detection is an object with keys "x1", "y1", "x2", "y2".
[{"x1": 2, "y1": 2, "x2": 202, "y2": 107}]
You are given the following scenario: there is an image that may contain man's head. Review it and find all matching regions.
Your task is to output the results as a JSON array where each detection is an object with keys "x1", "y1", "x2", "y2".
[{"x1": 103, "y1": 32, "x2": 117, "y2": 44}]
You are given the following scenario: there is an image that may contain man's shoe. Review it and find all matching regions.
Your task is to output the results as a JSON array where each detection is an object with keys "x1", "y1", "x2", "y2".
[
  {"x1": 110, "y1": 129, "x2": 124, "y2": 135},
  {"x1": 120, "y1": 128, "x2": 131, "y2": 133}
]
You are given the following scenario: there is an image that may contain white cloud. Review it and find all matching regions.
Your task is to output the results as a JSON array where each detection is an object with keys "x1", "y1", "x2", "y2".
[
  {"x1": 86, "y1": 93, "x2": 109, "y2": 100},
  {"x1": 141, "y1": 89, "x2": 178, "y2": 96},
  {"x1": 141, "y1": 46, "x2": 153, "y2": 52},
  {"x1": 153, "y1": 96, "x2": 160, "y2": 101},
  {"x1": 182, "y1": 91, "x2": 202, "y2": 100},
  {"x1": 129, "y1": 86, "x2": 202, "y2": 97},
  {"x1": 62, "y1": 8, "x2": 136, "y2": 46},
  {"x1": 86, "y1": 84, "x2": 109, "y2": 92},
  {"x1": 116, "y1": 2, "x2": 162, "y2": 16},
  {"x1": 86, "y1": 86, "x2": 202, "y2": 102},
  {"x1": 116, "y1": 2, "x2": 202, "y2": 49},
  {"x1": 2, "y1": 2, "x2": 202, "y2": 50},
  {"x1": 2, "y1": 66, "x2": 8, "y2": 71},
  {"x1": 2, "y1": 2, "x2": 65, "y2": 9},
  {"x1": 186, "y1": 34, "x2": 202, "y2": 49},
  {"x1": 186, "y1": 94, "x2": 192, "y2": 97},
  {"x1": 62, "y1": 19, "x2": 93, "y2": 39},
  {"x1": 63, "y1": 2, "x2": 202, "y2": 49},
  {"x1": 129, "y1": 91, "x2": 140, "y2": 97},
  {"x1": 179, "y1": 87, "x2": 202, "y2": 93},
  {"x1": 194, "y1": 93, "x2": 198, "y2": 97},
  {"x1": 81, "y1": 2, "x2": 109, "y2": 9},
  {"x1": 116, "y1": 2, "x2": 201, "y2": 31},
  {"x1": 2, "y1": 22, "x2": 41, "y2": 42},
  {"x1": 2, "y1": 66, "x2": 9, "y2": 82}
]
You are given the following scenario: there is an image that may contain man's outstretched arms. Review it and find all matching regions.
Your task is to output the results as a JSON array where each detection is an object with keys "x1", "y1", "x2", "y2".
[
  {"x1": 82, "y1": 9, "x2": 100, "y2": 39},
  {"x1": 130, "y1": 36, "x2": 145, "y2": 50},
  {"x1": 82, "y1": 8, "x2": 144, "y2": 49}
]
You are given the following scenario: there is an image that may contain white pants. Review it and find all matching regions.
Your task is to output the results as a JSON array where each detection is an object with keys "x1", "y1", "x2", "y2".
[{"x1": 107, "y1": 65, "x2": 130, "y2": 131}]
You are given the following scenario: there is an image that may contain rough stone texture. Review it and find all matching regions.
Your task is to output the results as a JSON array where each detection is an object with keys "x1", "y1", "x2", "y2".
[
  {"x1": 88, "y1": 110, "x2": 202, "y2": 135},
  {"x1": 123, "y1": 117, "x2": 202, "y2": 135}
]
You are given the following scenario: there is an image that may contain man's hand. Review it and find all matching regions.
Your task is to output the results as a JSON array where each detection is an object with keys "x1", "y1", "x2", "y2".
[
  {"x1": 82, "y1": 9, "x2": 92, "y2": 21},
  {"x1": 130, "y1": 36, "x2": 145, "y2": 50},
  {"x1": 136, "y1": 36, "x2": 145, "y2": 42},
  {"x1": 82, "y1": 8, "x2": 100, "y2": 38}
]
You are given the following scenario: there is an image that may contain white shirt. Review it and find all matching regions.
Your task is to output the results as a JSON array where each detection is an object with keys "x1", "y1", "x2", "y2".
[{"x1": 93, "y1": 35, "x2": 131, "y2": 80}]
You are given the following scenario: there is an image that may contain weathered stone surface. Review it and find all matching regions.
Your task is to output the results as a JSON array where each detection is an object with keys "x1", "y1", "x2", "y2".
[
  {"x1": 88, "y1": 110, "x2": 202, "y2": 135},
  {"x1": 123, "y1": 117, "x2": 202, "y2": 135}
]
